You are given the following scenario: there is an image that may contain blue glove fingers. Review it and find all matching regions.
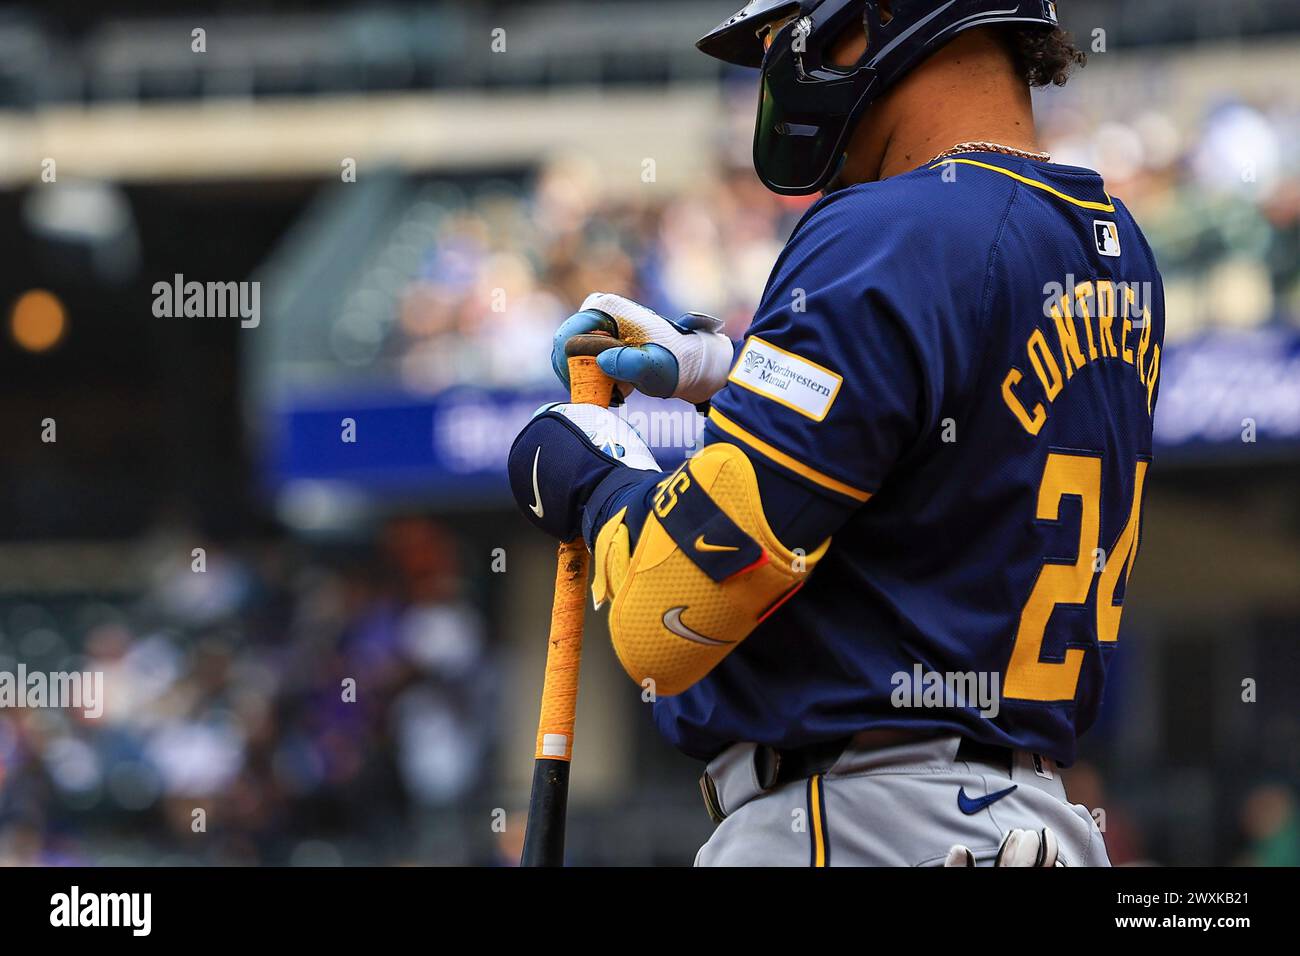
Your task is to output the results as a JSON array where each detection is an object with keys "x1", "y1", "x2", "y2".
[
  {"x1": 596, "y1": 343, "x2": 680, "y2": 399},
  {"x1": 551, "y1": 309, "x2": 618, "y2": 389}
]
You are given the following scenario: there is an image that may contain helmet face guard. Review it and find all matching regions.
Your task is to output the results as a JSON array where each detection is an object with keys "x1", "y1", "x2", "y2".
[{"x1": 698, "y1": 0, "x2": 1062, "y2": 195}]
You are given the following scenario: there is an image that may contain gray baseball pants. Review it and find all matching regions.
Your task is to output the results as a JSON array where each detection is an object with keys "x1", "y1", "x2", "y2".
[{"x1": 694, "y1": 733, "x2": 1111, "y2": 867}]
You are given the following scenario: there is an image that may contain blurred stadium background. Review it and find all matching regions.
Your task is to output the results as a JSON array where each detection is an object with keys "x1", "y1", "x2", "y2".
[{"x1": 0, "y1": 0, "x2": 1296, "y2": 866}]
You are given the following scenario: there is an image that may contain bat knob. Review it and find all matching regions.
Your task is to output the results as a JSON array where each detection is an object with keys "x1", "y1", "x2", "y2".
[{"x1": 565, "y1": 331, "x2": 622, "y2": 358}]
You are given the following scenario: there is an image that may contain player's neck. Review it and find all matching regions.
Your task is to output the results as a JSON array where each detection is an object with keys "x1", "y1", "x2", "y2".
[
  {"x1": 839, "y1": 30, "x2": 1042, "y2": 185},
  {"x1": 876, "y1": 96, "x2": 1040, "y2": 180}
]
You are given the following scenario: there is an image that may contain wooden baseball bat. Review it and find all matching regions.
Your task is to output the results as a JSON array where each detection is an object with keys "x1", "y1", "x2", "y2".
[{"x1": 521, "y1": 331, "x2": 619, "y2": 867}]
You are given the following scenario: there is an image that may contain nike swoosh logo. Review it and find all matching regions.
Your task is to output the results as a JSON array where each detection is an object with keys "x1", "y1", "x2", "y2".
[
  {"x1": 528, "y1": 447, "x2": 544, "y2": 518},
  {"x1": 957, "y1": 784, "x2": 1018, "y2": 815},
  {"x1": 662, "y1": 607, "x2": 734, "y2": 647},
  {"x1": 694, "y1": 535, "x2": 739, "y2": 553}
]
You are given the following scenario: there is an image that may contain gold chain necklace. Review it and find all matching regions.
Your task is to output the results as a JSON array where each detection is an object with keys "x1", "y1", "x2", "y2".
[{"x1": 928, "y1": 141, "x2": 1051, "y2": 165}]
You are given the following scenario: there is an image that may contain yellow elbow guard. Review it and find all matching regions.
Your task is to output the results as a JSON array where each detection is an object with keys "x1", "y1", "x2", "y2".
[{"x1": 590, "y1": 442, "x2": 830, "y2": 696}]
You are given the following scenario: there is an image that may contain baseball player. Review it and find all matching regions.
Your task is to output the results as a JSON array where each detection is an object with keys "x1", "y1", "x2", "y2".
[{"x1": 510, "y1": 0, "x2": 1164, "y2": 866}]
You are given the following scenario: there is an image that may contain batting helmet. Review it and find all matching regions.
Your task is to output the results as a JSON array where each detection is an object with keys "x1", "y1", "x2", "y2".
[{"x1": 697, "y1": 0, "x2": 1062, "y2": 195}]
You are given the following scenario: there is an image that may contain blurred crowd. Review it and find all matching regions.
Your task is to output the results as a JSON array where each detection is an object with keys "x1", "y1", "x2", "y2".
[
  {"x1": 352, "y1": 92, "x2": 1300, "y2": 393},
  {"x1": 0, "y1": 517, "x2": 507, "y2": 866}
]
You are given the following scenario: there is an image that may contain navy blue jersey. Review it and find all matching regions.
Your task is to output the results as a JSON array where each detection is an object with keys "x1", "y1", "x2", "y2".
[{"x1": 654, "y1": 153, "x2": 1165, "y2": 765}]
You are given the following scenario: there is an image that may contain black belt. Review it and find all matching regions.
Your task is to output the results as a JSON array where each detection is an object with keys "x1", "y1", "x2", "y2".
[
  {"x1": 955, "y1": 737, "x2": 1016, "y2": 774},
  {"x1": 763, "y1": 735, "x2": 1015, "y2": 786},
  {"x1": 701, "y1": 734, "x2": 1017, "y2": 824}
]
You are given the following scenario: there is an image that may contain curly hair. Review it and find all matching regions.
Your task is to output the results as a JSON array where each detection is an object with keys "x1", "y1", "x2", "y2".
[{"x1": 1005, "y1": 26, "x2": 1087, "y2": 87}]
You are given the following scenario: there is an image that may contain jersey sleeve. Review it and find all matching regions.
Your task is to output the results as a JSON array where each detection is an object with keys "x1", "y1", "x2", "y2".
[{"x1": 709, "y1": 184, "x2": 982, "y2": 503}]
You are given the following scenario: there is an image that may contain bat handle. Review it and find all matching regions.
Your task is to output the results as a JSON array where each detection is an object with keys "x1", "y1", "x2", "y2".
[
  {"x1": 531, "y1": 336, "x2": 617, "y2": 756},
  {"x1": 521, "y1": 332, "x2": 619, "y2": 867}
]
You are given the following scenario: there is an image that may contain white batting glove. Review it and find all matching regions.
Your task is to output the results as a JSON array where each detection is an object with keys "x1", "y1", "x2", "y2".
[
  {"x1": 551, "y1": 292, "x2": 734, "y2": 406},
  {"x1": 944, "y1": 827, "x2": 1063, "y2": 867}
]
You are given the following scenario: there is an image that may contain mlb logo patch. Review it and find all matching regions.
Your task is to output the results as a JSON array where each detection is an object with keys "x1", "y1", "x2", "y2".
[{"x1": 1094, "y1": 220, "x2": 1121, "y2": 257}]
